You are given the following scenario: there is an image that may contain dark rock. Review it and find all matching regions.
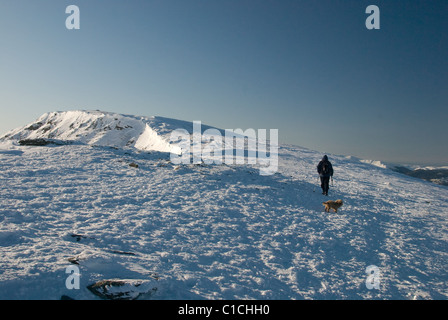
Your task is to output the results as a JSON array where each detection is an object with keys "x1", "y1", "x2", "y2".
[
  {"x1": 129, "y1": 162, "x2": 139, "y2": 168},
  {"x1": 68, "y1": 257, "x2": 80, "y2": 265},
  {"x1": 70, "y1": 234, "x2": 89, "y2": 242},
  {"x1": 25, "y1": 122, "x2": 44, "y2": 131},
  {"x1": 18, "y1": 138, "x2": 73, "y2": 147},
  {"x1": 87, "y1": 279, "x2": 158, "y2": 300},
  {"x1": 19, "y1": 139, "x2": 52, "y2": 146},
  {"x1": 111, "y1": 250, "x2": 136, "y2": 256}
]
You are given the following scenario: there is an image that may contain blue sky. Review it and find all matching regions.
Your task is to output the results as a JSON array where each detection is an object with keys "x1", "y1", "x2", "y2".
[{"x1": 0, "y1": 0, "x2": 447, "y2": 165}]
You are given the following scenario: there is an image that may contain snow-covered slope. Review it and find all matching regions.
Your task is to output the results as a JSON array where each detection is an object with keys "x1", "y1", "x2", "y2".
[
  {"x1": 0, "y1": 110, "x2": 186, "y2": 153},
  {"x1": 360, "y1": 159, "x2": 393, "y2": 170},
  {"x1": 0, "y1": 111, "x2": 447, "y2": 300}
]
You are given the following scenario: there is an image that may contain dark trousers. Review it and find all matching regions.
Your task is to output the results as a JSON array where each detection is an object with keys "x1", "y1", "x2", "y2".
[{"x1": 320, "y1": 176, "x2": 330, "y2": 195}]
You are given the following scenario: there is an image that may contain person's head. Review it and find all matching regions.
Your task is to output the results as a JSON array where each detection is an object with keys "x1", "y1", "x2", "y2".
[{"x1": 322, "y1": 155, "x2": 328, "y2": 161}]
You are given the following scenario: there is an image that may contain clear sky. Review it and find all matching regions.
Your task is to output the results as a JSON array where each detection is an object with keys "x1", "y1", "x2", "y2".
[{"x1": 0, "y1": 0, "x2": 447, "y2": 165}]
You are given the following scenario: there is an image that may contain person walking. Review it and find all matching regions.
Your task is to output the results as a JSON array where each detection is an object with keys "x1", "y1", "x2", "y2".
[{"x1": 317, "y1": 155, "x2": 333, "y2": 196}]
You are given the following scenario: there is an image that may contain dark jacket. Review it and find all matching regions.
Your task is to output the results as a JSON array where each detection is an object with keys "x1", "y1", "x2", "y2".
[{"x1": 317, "y1": 155, "x2": 333, "y2": 178}]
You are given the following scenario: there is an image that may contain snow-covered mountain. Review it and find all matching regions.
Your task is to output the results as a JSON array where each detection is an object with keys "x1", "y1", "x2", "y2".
[
  {"x1": 361, "y1": 159, "x2": 448, "y2": 186},
  {"x1": 0, "y1": 110, "x2": 447, "y2": 300},
  {"x1": 0, "y1": 110, "x2": 277, "y2": 175},
  {"x1": 0, "y1": 110, "x2": 200, "y2": 153},
  {"x1": 360, "y1": 159, "x2": 395, "y2": 170}
]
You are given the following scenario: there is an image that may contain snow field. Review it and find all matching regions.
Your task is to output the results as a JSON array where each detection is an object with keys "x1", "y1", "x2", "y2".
[
  {"x1": 0, "y1": 110, "x2": 447, "y2": 299},
  {"x1": 0, "y1": 142, "x2": 446, "y2": 299}
]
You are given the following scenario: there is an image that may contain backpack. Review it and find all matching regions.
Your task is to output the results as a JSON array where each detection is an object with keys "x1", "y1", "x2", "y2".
[{"x1": 322, "y1": 162, "x2": 330, "y2": 175}]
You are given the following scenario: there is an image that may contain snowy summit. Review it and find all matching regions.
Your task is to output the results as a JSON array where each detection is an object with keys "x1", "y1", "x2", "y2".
[
  {"x1": 1, "y1": 110, "x2": 190, "y2": 153},
  {"x1": 0, "y1": 110, "x2": 447, "y2": 300}
]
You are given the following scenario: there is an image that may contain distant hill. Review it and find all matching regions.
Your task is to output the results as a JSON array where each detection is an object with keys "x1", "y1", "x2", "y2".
[
  {"x1": 392, "y1": 166, "x2": 448, "y2": 186},
  {"x1": 360, "y1": 159, "x2": 448, "y2": 187}
]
